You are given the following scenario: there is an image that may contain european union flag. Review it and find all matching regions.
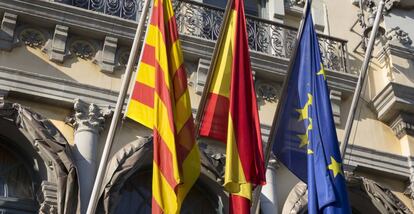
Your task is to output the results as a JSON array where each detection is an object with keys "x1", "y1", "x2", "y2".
[{"x1": 271, "y1": 2, "x2": 351, "y2": 213}]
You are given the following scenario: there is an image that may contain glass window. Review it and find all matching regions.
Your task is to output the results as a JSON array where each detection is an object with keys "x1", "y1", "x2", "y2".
[{"x1": 0, "y1": 145, "x2": 37, "y2": 213}]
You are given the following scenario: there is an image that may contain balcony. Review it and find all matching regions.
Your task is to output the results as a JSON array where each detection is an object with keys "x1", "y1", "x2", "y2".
[{"x1": 56, "y1": 0, "x2": 349, "y2": 73}]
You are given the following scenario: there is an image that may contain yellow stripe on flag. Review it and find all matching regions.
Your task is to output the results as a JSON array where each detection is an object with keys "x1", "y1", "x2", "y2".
[
  {"x1": 169, "y1": 40, "x2": 184, "y2": 75},
  {"x1": 224, "y1": 115, "x2": 252, "y2": 200},
  {"x1": 136, "y1": 62, "x2": 156, "y2": 88},
  {"x1": 152, "y1": 162, "x2": 178, "y2": 213},
  {"x1": 126, "y1": 99, "x2": 153, "y2": 129},
  {"x1": 210, "y1": 11, "x2": 237, "y2": 97}
]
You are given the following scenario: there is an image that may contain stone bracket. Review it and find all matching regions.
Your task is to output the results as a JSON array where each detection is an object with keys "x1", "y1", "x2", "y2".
[
  {"x1": 195, "y1": 58, "x2": 210, "y2": 95},
  {"x1": 45, "y1": 24, "x2": 69, "y2": 63},
  {"x1": 0, "y1": 12, "x2": 18, "y2": 51},
  {"x1": 95, "y1": 36, "x2": 118, "y2": 73}
]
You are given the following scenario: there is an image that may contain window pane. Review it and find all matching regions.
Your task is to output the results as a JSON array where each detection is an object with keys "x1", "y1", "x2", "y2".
[{"x1": 0, "y1": 146, "x2": 33, "y2": 199}]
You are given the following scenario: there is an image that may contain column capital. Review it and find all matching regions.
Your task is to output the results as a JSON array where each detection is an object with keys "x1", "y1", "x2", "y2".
[{"x1": 66, "y1": 99, "x2": 112, "y2": 133}]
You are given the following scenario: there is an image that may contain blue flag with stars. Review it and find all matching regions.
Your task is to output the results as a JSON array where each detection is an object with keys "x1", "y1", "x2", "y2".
[{"x1": 271, "y1": 2, "x2": 351, "y2": 213}]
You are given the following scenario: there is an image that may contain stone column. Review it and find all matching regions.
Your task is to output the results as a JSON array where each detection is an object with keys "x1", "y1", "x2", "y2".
[
  {"x1": 66, "y1": 99, "x2": 111, "y2": 214},
  {"x1": 260, "y1": 155, "x2": 279, "y2": 214}
]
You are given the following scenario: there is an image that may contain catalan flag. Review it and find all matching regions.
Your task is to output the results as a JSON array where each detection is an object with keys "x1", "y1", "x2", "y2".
[
  {"x1": 197, "y1": 0, "x2": 266, "y2": 212},
  {"x1": 126, "y1": 0, "x2": 200, "y2": 212},
  {"x1": 271, "y1": 1, "x2": 351, "y2": 213}
]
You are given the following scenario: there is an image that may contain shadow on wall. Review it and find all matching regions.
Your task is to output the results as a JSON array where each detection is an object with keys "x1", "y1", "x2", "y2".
[{"x1": 0, "y1": 46, "x2": 76, "y2": 81}]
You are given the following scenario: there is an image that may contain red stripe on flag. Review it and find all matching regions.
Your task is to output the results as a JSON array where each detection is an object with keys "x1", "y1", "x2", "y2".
[
  {"x1": 155, "y1": 63, "x2": 175, "y2": 133},
  {"x1": 229, "y1": 195, "x2": 250, "y2": 214},
  {"x1": 152, "y1": 197, "x2": 164, "y2": 214},
  {"x1": 131, "y1": 81, "x2": 154, "y2": 108},
  {"x1": 150, "y1": 5, "x2": 166, "y2": 42},
  {"x1": 153, "y1": 130, "x2": 179, "y2": 189},
  {"x1": 228, "y1": 0, "x2": 265, "y2": 185},
  {"x1": 172, "y1": 65, "x2": 187, "y2": 100},
  {"x1": 176, "y1": 118, "x2": 195, "y2": 165},
  {"x1": 166, "y1": 16, "x2": 179, "y2": 46},
  {"x1": 142, "y1": 44, "x2": 156, "y2": 66},
  {"x1": 199, "y1": 93, "x2": 229, "y2": 143}
]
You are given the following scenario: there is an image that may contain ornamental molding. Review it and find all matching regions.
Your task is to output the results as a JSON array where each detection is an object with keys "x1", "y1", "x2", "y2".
[
  {"x1": 68, "y1": 38, "x2": 97, "y2": 60},
  {"x1": 18, "y1": 27, "x2": 47, "y2": 48},
  {"x1": 255, "y1": 81, "x2": 281, "y2": 103},
  {"x1": 385, "y1": 27, "x2": 412, "y2": 47},
  {"x1": 65, "y1": 99, "x2": 112, "y2": 133},
  {"x1": 284, "y1": 0, "x2": 305, "y2": 7}
]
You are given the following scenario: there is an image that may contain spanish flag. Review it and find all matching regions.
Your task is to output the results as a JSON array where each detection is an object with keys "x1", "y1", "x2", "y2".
[
  {"x1": 126, "y1": 0, "x2": 200, "y2": 212},
  {"x1": 197, "y1": 0, "x2": 266, "y2": 212}
]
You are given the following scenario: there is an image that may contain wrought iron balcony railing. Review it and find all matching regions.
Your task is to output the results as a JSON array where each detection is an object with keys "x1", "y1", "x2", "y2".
[{"x1": 57, "y1": 0, "x2": 349, "y2": 73}]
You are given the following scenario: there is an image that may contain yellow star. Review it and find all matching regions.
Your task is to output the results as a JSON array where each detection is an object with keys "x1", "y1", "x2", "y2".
[
  {"x1": 297, "y1": 134, "x2": 309, "y2": 148},
  {"x1": 307, "y1": 149, "x2": 314, "y2": 154},
  {"x1": 317, "y1": 68, "x2": 326, "y2": 80},
  {"x1": 328, "y1": 156, "x2": 343, "y2": 178},
  {"x1": 297, "y1": 120, "x2": 313, "y2": 148},
  {"x1": 296, "y1": 94, "x2": 313, "y2": 121}
]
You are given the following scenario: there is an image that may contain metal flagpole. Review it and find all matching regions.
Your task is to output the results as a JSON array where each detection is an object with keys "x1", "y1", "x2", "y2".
[
  {"x1": 340, "y1": 0, "x2": 385, "y2": 159},
  {"x1": 85, "y1": 0, "x2": 152, "y2": 213},
  {"x1": 250, "y1": 1, "x2": 311, "y2": 212}
]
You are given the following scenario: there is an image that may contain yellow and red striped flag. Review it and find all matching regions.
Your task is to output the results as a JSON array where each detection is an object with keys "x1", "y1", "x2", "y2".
[
  {"x1": 126, "y1": 0, "x2": 200, "y2": 212},
  {"x1": 197, "y1": 0, "x2": 266, "y2": 213}
]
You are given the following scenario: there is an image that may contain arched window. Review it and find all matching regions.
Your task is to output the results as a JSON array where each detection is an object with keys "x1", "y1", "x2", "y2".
[
  {"x1": 0, "y1": 143, "x2": 37, "y2": 213},
  {"x1": 114, "y1": 170, "x2": 220, "y2": 213}
]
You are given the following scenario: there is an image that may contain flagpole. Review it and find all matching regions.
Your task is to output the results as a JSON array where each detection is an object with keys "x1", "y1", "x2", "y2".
[
  {"x1": 251, "y1": 1, "x2": 311, "y2": 212},
  {"x1": 85, "y1": 0, "x2": 152, "y2": 213},
  {"x1": 340, "y1": 0, "x2": 385, "y2": 159}
]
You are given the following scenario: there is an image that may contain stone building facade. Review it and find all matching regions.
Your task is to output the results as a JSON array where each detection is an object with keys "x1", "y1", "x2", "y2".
[{"x1": 0, "y1": 0, "x2": 413, "y2": 213}]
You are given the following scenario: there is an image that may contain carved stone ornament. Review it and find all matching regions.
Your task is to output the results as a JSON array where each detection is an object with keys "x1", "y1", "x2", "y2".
[
  {"x1": 66, "y1": 99, "x2": 112, "y2": 133},
  {"x1": 385, "y1": 27, "x2": 413, "y2": 46},
  {"x1": 285, "y1": 0, "x2": 305, "y2": 7},
  {"x1": 69, "y1": 40, "x2": 96, "y2": 59},
  {"x1": 37, "y1": 181, "x2": 58, "y2": 214},
  {"x1": 19, "y1": 28, "x2": 46, "y2": 48},
  {"x1": 390, "y1": 112, "x2": 414, "y2": 139},
  {"x1": 256, "y1": 82, "x2": 280, "y2": 103}
]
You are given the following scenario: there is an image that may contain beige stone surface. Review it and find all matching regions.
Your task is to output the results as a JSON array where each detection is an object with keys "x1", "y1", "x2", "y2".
[{"x1": 7, "y1": 97, "x2": 75, "y2": 145}]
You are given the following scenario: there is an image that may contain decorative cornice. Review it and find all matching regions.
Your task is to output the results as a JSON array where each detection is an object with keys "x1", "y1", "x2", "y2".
[
  {"x1": 0, "y1": 65, "x2": 119, "y2": 108},
  {"x1": 390, "y1": 112, "x2": 414, "y2": 139},
  {"x1": 372, "y1": 82, "x2": 414, "y2": 124},
  {"x1": 344, "y1": 144, "x2": 409, "y2": 179},
  {"x1": 66, "y1": 99, "x2": 112, "y2": 133}
]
